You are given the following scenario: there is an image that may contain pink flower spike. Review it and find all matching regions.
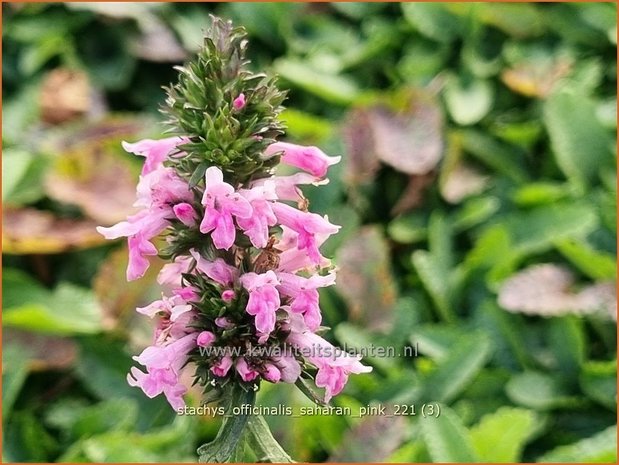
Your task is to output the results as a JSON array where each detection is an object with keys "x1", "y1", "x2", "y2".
[
  {"x1": 197, "y1": 331, "x2": 216, "y2": 347},
  {"x1": 221, "y1": 290, "x2": 236, "y2": 303},
  {"x1": 233, "y1": 93, "x2": 246, "y2": 110},
  {"x1": 190, "y1": 249, "x2": 238, "y2": 286},
  {"x1": 158, "y1": 257, "x2": 192, "y2": 287},
  {"x1": 200, "y1": 166, "x2": 252, "y2": 250},
  {"x1": 211, "y1": 354, "x2": 233, "y2": 377},
  {"x1": 173, "y1": 203, "x2": 197, "y2": 227},
  {"x1": 277, "y1": 272, "x2": 336, "y2": 330},
  {"x1": 253, "y1": 173, "x2": 328, "y2": 201},
  {"x1": 122, "y1": 137, "x2": 189, "y2": 175},
  {"x1": 272, "y1": 353, "x2": 302, "y2": 383},
  {"x1": 127, "y1": 234, "x2": 158, "y2": 281},
  {"x1": 236, "y1": 357, "x2": 259, "y2": 382},
  {"x1": 265, "y1": 142, "x2": 341, "y2": 178}
]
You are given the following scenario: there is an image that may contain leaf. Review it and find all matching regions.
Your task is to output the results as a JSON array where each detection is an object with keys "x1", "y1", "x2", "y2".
[
  {"x1": 2, "y1": 149, "x2": 48, "y2": 206},
  {"x1": 452, "y1": 196, "x2": 500, "y2": 232},
  {"x1": 3, "y1": 269, "x2": 103, "y2": 335},
  {"x1": 401, "y1": 3, "x2": 462, "y2": 43},
  {"x1": 543, "y1": 91, "x2": 614, "y2": 190},
  {"x1": 410, "y1": 324, "x2": 471, "y2": 360},
  {"x1": 2, "y1": 344, "x2": 32, "y2": 420},
  {"x1": 548, "y1": 316, "x2": 586, "y2": 381},
  {"x1": 421, "y1": 405, "x2": 478, "y2": 462},
  {"x1": 538, "y1": 425, "x2": 617, "y2": 463},
  {"x1": 443, "y1": 74, "x2": 494, "y2": 126},
  {"x1": 469, "y1": 407, "x2": 537, "y2": 462},
  {"x1": 336, "y1": 226, "x2": 397, "y2": 331},
  {"x1": 418, "y1": 334, "x2": 492, "y2": 404},
  {"x1": 580, "y1": 360, "x2": 617, "y2": 411},
  {"x1": 412, "y1": 249, "x2": 456, "y2": 323},
  {"x1": 328, "y1": 415, "x2": 406, "y2": 462},
  {"x1": 505, "y1": 371, "x2": 580, "y2": 410},
  {"x1": 388, "y1": 213, "x2": 426, "y2": 244},
  {"x1": 40, "y1": 68, "x2": 93, "y2": 124},
  {"x1": 555, "y1": 239, "x2": 617, "y2": 280},
  {"x1": 459, "y1": 129, "x2": 529, "y2": 183},
  {"x1": 512, "y1": 182, "x2": 571, "y2": 207},
  {"x1": 366, "y1": 92, "x2": 445, "y2": 175},
  {"x1": 2, "y1": 208, "x2": 107, "y2": 255},
  {"x1": 498, "y1": 263, "x2": 616, "y2": 319},
  {"x1": 273, "y1": 58, "x2": 359, "y2": 105}
]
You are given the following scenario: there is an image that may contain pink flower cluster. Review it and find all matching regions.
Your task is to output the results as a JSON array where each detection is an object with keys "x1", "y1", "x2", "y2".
[{"x1": 98, "y1": 136, "x2": 371, "y2": 410}]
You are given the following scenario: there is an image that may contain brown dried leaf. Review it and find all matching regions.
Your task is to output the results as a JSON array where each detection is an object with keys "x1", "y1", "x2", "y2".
[
  {"x1": 391, "y1": 172, "x2": 437, "y2": 215},
  {"x1": 498, "y1": 263, "x2": 616, "y2": 320},
  {"x1": 40, "y1": 68, "x2": 92, "y2": 125},
  {"x1": 440, "y1": 162, "x2": 489, "y2": 204},
  {"x1": 3, "y1": 207, "x2": 106, "y2": 255},
  {"x1": 93, "y1": 246, "x2": 163, "y2": 331},
  {"x1": 501, "y1": 58, "x2": 572, "y2": 98},
  {"x1": 328, "y1": 415, "x2": 406, "y2": 462},
  {"x1": 342, "y1": 108, "x2": 381, "y2": 185},
  {"x1": 3, "y1": 329, "x2": 77, "y2": 371},
  {"x1": 336, "y1": 226, "x2": 397, "y2": 331},
  {"x1": 45, "y1": 148, "x2": 139, "y2": 225},
  {"x1": 370, "y1": 92, "x2": 444, "y2": 175}
]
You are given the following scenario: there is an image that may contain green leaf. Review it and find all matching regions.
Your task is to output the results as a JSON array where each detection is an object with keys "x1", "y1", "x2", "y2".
[
  {"x1": 549, "y1": 317, "x2": 586, "y2": 381},
  {"x1": 418, "y1": 334, "x2": 492, "y2": 404},
  {"x1": 538, "y1": 425, "x2": 617, "y2": 463},
  {"x1": 401, "y1": 3, "x2": 462, "y2": 43},
  {"x1": 2, "y1": 269, "x2": 102, "y2": 335},
  {"x1": 512, "y1": 182, "x2": 571, "y2": 207},
  {"x1": 388, "y1": 213, "x2": 426, "y2": 244},
  {"x1": 273, "y1": 59, "x2": 359, "y2": 105},
  {"x1": 452, "y1": 196, "x2": 501, "y2": 232},
  {"x1": 412, "y1": 250, "x2": 455, "y2": 323},
  {"x1": 421, "y1": 405, "x2": 478, "y2": 462},
  {"x1": 580, "y1": 360, "x2": 617, "y2": 411},
  {"x1": 469, "y1": 407, "x2": 537, "y2": 462},
  {"x1": 506, "y1": 372, "x2": 580, "y2": 410},
  {"x1": 555, "y1": 239, "x2": 617, "y2": 280},
  {"x1": 444, "y1": 74, "x2": 494, "y2": 126},
  {"x1": 543, "y1": 91, "x2": 614, "y2": 190},
  {"x1": 2, "y1": 344, "x2": 31, "y2": 420}
]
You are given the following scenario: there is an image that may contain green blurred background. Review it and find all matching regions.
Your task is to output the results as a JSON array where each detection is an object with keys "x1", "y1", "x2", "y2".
[{"x1": 2, "y1": 2, "x2": 617, "y2": 462}]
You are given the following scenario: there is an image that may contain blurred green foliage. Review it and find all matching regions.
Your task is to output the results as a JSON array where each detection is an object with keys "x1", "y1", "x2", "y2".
[{"x1": 2, "y1": 2, "x2": 617, "y2": 463}]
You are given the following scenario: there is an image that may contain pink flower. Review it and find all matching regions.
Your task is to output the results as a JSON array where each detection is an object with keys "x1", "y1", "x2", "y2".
[
  {"x1": 272, "y1": 202, "x2": 340, "y2": 264},
  {"x1": 127, "y1": 234, "x2": 158, "y2": 281},
  {"x1": 236, "y1": 357, "x2": 259, "y2": 382},
  {"x1": 190, "y1": 249, "x2": 238, "y2": 286},
  {"x1": 252, "y1": 173, "x2": 328, "y2": 202},
  {"x1": 262, "y1": 363, "x2": 281, "y2": 383},
  {"x1": 197, "y1": 331, "x2": 216, "y2": 347},
  {"x1": 240, "y1": 271, "x2": 281, "y2": 336},
  {"x1": 236, "y1": 182, "x2": 278, "y2": 248},
  {"x1": 135, "y1": 167, "x2": 192, "y2": 210},
  {"x1": 233, "y1": 93, "x2": 246, "y2": 110},
  {"x1": 221, "y1": 290, "x2": 236, "y2": 303},
  {"x1": 158, "y1": 256, "x2": 192, "y2": 287},
  {"x1": 277, "y1": 226, "x2": 331, "y2": 272},
  {"x1": 272, "y1": 352, "x2": 301, "y2": 383},
  {"x1": 200, "y1": 167, "x2": 252, "y2": 250},
  {"x1": 287, "y1": 330, "x2": 372, "y2": 402},
  {"x1": 278, "y1": 272, "x2": 336, "y2": 330},
  {"x1": 211, "y1": 354, "x2": 234, "y2": 377},
  {"x1": 122, "y1": 136, "x2": 189, "y2": 175},
  {"x1": 215, "y1": 317, "x2": 234, "y2": 329},
  {"x1": 265, "y1": 142, "x2": 341, "y2": 178},
  {"x1": 128, "y1": 333, "x2": 197, "y2": 410},
  {"x1": 173, "y1": 203, "x2": 197, "y2": 226}
]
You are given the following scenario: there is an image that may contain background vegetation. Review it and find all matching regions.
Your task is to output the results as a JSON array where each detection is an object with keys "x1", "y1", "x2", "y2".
[{"x1": 3, "y1": 2, "x2": 617, "y2": 462}]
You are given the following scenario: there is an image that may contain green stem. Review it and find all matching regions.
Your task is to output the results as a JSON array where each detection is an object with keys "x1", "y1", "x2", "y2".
[{"x1": 246, "y1": 415, "x2": 295, "y2": 463}]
